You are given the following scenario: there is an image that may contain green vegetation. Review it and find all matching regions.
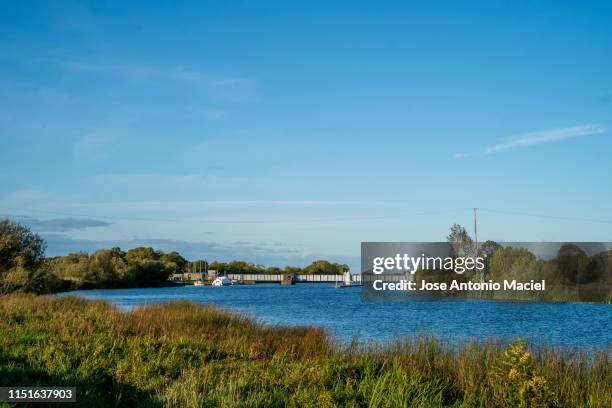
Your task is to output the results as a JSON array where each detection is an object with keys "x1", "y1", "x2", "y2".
[
  {"x1": 480, "y1": 244, "x2": 612, "y2": 302},
  {"x1": 0, "y1": 218, "x2": 187, "y2": 293},
  {"x1": 414, "y1": 224, "x2": 612, "y2": 302},
  {"x1": 47, "y1": 247, "x2": 187, "y2": 289},
  {"x1": 2, "y1": 217, "x2": 610, "y2": 303},
  {"x1": 209, "y1": 259, "x2": 349, "y2": 276},
  {"x1": 0, "y1": 219, "x2": 66, "y2": 294},
  {"x1": 0, "y1": 295, "x2": 609, "y2": 407},
  {"x1": 0, "y1": 219, "x2": 347, "y2": 294}
]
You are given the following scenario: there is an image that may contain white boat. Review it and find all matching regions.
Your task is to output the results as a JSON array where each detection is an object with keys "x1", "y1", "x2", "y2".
[
  {"x1": 194, "y1": 279, "x2": 205, "y2": 286},
  {"x1": 344, "y1": 271, "x2": 352, "y2": 286},
  {"x1": 333, "y1": 271, "x2": 362, "y2": 288},
  {"x1": 212, "y1": 276, "x2": 232, "y2": 286}
]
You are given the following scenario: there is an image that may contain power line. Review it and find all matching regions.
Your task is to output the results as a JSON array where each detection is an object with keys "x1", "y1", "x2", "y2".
[{"x1": 478, "y1": 208, "x2": 612, "y2": 224}]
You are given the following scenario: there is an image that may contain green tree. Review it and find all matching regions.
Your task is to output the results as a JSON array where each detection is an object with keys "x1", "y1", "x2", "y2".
[
  {"x1": 46, "y1": 252, "x2": 90, "y2": 280},
  {"x1": 226, "y1": 261, "x2": 264, "y2": 274},
  {"x1": 128, "y1": 260, "x2": 171, "y2": 286},
  {"x1": 0, "y1": 219, "x2": 46, "y2": 271},
  {"x1": 556, "y1": 244, "x2": 587, "y2": 284},
  {"x1": 283, "y1": 266, "x2": 302, "y2": 275},
  {"x1": 302, "y1": 260, "x2": 348, "y2": 275},
  {"x1": 479, "y1": 240, "x2": 502, "y2": 278},
  {"x1": 447, "y1": 224, "x2": 474, "y2": 257},
  {"x1": 162, "y1": 251, "x2": 188, "y2": 274},
  {"x1": 125, "y1": 247, "x2": 160, "y2": 265},
  {"x1": 0, "y1": 219, "x2": 63, "y2": 294},
  {"x1": 480, "y1": 240, "x2": 501, "y2": 257},
  {"x1": 124, "y1": 247, "x2": 175, "y2": 286},
  {"x1": 579, "y1": 250, "x2": 612, "y2": 284},
  {"x1": 488, "y1": 247, "x2": 537, "y2": 281},
  {"x1": 85, "y1": 249, "x2": 129, "y2": 286},
  {"x1": 209, "y1": 261, "x2": 227, "y2": 274}
]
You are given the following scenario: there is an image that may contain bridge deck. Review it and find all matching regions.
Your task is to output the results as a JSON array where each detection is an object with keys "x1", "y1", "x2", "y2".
[{"x1": 226, "y1": 273, "x2": 363, "y2": 283}]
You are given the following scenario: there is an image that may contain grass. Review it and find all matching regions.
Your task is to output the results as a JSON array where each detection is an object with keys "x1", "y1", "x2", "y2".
[{"x1": 0, "y1": 295, "x2": 609, "y2": 407}]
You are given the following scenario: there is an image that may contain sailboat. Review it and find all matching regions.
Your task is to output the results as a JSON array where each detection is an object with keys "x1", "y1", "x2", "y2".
[{"x1": 333, "y1": 271, "x2": 362, "y2": 288}]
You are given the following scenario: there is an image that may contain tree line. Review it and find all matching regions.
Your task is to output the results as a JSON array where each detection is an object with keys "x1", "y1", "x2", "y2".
[
  {"x1": 434, "y1": 224, "x2": 612, "y2": 301},
  {"x1": 207, "y1": 259, "x2": 349, "y2": 276},
  {"x1": 47, "y1": 247, "x2": 188, "y2": 288},
  {"x1": 3, "y1": 218, "x2": 609, "y2": 300},
  {"x1": 0, "y1": 219, "x2": 348, "y2": 294}
]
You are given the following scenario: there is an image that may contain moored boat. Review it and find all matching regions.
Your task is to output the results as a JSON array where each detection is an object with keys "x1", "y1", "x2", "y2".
[{"x1": 212, "y1": 276, "x2": 232, "y2": 286}]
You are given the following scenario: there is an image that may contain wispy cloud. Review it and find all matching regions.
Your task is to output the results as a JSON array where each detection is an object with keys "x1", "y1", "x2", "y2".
[
  {"x1": 60, "y1": 61, "x2": 233, "y2": 84},
  {"x1": 92, "y1": 173, "x2": 252, "y2": 189},
  {"x1": 73, "y1": 200, "x2": 361, "y2": 211},
  {"x1": 455, "y1": 125, "x2": 606, "y2": 158},
  {"x1": 8, "y1": 216, "x2": 111, "y2": 233},
  {"x1": 58, "y1": 61, "x2": 257, "y2": 102}
]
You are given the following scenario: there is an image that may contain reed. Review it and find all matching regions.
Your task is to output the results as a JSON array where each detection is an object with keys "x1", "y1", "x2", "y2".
[{"x1": 0, "y1": 295, "x2": 609, "y2": 407}]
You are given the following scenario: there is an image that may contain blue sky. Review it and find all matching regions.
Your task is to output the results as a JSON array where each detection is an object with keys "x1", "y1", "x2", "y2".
[{"x1": 1, "y1": 1, "x2": 611, "y2": 270}]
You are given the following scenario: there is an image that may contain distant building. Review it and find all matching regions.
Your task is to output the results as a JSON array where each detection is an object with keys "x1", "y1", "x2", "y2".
[
  {"x1": 187, "y1": 272, "x2": 204, "y2": 281},
  {"x1": 171, "y1": 268, "x2": 218, "y2": 282},
  {"x1": 171, "y1": 272, "x2": 205, "y2": 281}
]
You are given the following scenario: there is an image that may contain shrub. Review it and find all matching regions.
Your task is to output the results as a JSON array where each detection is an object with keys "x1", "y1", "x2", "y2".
[{"x1": 490, "y1": 340, "x2": 558, "y2": 407}]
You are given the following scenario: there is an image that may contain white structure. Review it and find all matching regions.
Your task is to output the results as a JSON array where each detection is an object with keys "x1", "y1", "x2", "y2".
[
  {"x1": 212, "y1": 276, "x2": 232, "y2": 286},
  {"x1": 343, "y1": 271, "x2": 352, "y2": 286}
]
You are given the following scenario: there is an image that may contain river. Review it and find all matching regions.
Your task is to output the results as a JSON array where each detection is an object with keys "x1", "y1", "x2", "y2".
[{"x1": 60, "y1": 284, "x2": 611, "y2": 350}]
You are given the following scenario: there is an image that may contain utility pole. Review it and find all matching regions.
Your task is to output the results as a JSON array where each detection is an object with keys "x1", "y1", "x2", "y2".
[
  {"x1": 474, "y1": 207, "x2": 482, "y2": 297},
  {"x1": 473, "y1": 207, "x2": 478, "y2": 255}
]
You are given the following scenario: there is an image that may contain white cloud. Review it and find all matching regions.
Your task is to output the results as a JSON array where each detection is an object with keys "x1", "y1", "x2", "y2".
[
  {"x1": 485, "y1": 125, "x2": 605, "y2": 153},
  {"x1": 456, "y1": 124, "x2": 605, "y2": 158}
]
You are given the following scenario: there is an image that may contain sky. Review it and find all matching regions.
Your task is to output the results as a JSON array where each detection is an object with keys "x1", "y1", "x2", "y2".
[{"x1": 1, "y1": 1, "x2": 611, "y2": 271}]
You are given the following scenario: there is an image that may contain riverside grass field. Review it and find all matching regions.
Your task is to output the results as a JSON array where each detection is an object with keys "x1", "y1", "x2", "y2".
[{"x1": 0, "y1": 295, "x2": 610, "y2": 408}]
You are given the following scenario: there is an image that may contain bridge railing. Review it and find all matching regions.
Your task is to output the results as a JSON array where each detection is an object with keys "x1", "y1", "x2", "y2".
[{"x1": 225, "y1": 274, "x2": 362, "y2": 282}]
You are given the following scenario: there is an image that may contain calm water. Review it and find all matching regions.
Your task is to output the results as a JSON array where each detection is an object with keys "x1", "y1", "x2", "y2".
[{"x1": 60, "y1": 284, "x2": 612, "y2": 349}]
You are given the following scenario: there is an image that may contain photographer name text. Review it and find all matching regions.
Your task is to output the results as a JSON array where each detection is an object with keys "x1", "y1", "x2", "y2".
[{"x1": 372, "y1": 279, "x2": 546, "y2": 291}]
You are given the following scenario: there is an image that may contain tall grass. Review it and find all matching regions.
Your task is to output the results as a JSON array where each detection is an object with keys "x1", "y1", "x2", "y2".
[{"x1": 0, "y1": 295, "x2": 609, "y2": 407}]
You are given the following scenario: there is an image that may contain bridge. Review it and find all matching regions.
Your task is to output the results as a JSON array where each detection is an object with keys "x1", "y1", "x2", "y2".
[
  {"x1": 223, "y1": 273, "x2": 415, "y2": 284},
  {"x1": 225, "y1": 273, "x2": 363, "y2": 284}
]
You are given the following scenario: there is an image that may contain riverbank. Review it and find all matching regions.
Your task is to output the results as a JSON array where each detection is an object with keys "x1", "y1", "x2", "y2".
[
  {"x1": 61, "y1": 284, "x2": 612, "y2": 349},
  {"x1": 1, "y1": 295, "x2": 609, "y2": 407}
]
